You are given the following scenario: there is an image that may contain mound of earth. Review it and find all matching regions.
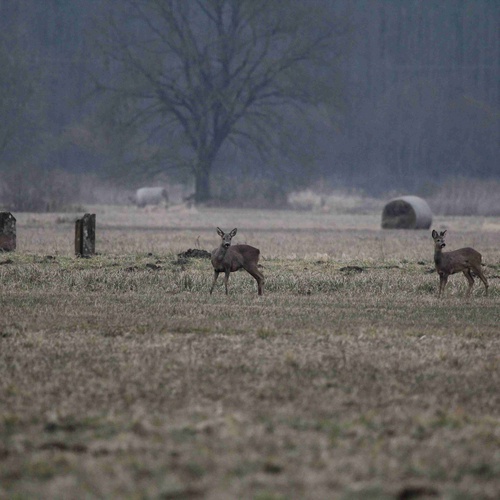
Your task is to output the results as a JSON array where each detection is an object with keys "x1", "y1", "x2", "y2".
[{"x1": 177, "y1": 248, "x2": 211, "y2": 259}]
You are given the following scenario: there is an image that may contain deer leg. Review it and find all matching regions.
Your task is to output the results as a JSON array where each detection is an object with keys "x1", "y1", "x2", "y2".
[
  {"x1": 245, "y1": 266, "x2": 264, "y2": 296},
  {"x1": 210, "y1": 270, "x2": 219, "y2": 294},
  {"x1": 438, "y1": 274, "x2": 448, "y2": 298},
  {"x1": 224, "y1": 270, "x2": 230, "y2": 295},
  {"x1": 463, "y1": 269, "x2": 474, "y2": 297},
  {"x1": 475, "y1": 267, "x2": 489, "y2": 296},
  {"x1": 257, "y1": 274, "x2": 264, "y2": 296}
]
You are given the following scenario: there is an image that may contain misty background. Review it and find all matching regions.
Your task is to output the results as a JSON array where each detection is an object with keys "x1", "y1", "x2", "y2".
[{"x1": 0, "y1": 0, "x2": 498, "y2": 212}]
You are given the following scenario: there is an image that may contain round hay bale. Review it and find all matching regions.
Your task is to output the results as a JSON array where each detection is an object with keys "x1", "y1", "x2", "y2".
[
  {"x1": 381, "y1": 195, "x2": 432, "y2": 229},
  {"x1": 135, "y1": 187, "x2": 169, "y2": 208}
]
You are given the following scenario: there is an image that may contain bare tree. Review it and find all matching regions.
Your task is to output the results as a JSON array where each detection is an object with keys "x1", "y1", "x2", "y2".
[{"x1": 94, "y1": 0, "x2": 337, "y2": 202}]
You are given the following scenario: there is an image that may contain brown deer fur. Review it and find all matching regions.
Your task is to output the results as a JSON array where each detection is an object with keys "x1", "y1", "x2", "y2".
[
  {"x1": 432, "y1": 230, "x2": 488, "y2": 298},
  {"x1": 210, "y1": 227, "x2": 264, "y2": 295}
]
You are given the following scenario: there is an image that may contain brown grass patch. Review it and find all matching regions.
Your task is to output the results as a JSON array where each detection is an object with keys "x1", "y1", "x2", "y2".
[{"x1": 1, "y1": 206, "x2": 499, "y2": 498}]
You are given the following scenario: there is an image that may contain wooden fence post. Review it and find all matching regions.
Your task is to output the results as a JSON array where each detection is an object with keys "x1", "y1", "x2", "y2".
[
  {"x1": 75, "y1": 213, "x2": 96, "y2": 257},
  {"x1": 0, "y1": 212, "x2": 16, "y2": 251}
]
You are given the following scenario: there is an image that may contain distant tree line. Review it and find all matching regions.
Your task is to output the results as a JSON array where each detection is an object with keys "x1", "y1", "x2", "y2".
[
  {"x1": 0, "y1": 0, "x2": 498, "y2": 208},
  {"x1": 325, "y1": 0, "x2": 500, "y2": 193}
]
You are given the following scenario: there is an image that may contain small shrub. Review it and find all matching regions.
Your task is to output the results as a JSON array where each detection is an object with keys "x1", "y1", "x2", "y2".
[
  {"x1": 0, "y1": 166, "x2": 80, "y2": 212},
  {"x1": 287, "y1": 189, "x2": 325, "y2": 211},
  {"x1": 287, "y1": 189, "x2": 383, "y2": 214},
  {"x1": 209, "y1": 174, "x2": 288, "y2": 208}
]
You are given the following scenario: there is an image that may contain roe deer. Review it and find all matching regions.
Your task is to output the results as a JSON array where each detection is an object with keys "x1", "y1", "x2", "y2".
[
  {"x1": 210, "y1": 227, "x2": 264, "y2": 295},
  {"x1": 432, "y1": 230, "x2": 488, "y2": 298}
]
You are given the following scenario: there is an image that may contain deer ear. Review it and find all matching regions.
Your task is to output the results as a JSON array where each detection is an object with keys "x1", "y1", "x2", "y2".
[
  {"x1": 230, "y1": 228, "x2": 237, "y2": 237},
  {"x1": 216, "y1": 227, "x2": 224, "y2": 237},
  {"x1": 432, "y1": 230, "x2": 438, "y2": 238},
  {"x1": 440, "y1": 230, "x2": 447, "y2": 237}
]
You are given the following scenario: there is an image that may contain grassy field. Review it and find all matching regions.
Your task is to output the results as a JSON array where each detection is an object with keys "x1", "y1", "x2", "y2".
[{"x1": 1, "y1": 205, "x2": 499, "y2": 499}]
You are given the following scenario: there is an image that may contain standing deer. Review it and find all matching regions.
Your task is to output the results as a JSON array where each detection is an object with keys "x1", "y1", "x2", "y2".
[
  {"x1": 210, "y1": 227, "x2": 264, "y2": 295},
  {"x1": 432, "y1": 230, "x2": 488, "y2": 298}
]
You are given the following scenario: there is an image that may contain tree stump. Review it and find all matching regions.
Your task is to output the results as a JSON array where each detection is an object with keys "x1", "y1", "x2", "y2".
[
  {"x1": 75, "y1": 213, "x2": 96, "y2": 257},
  {"x1": 0, "y1": 212, "x2": 16, "y2": 251}
]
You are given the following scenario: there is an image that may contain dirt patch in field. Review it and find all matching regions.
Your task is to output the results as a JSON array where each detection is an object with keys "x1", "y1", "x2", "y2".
[{"x1": 178, "y1": 248, "x2": 211, "y2": 259}]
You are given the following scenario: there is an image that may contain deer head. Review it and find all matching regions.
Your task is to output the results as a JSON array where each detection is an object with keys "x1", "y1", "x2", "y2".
[
  {"x1": 217, "y1": 227, "x2": 237, "y2": 249},
  {"x1": 432, "y1": 229, "x2": 447, "y2": 249}
]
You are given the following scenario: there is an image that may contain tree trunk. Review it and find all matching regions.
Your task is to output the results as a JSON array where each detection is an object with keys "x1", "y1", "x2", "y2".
[
  {"x1": 194, "y1": 161, "x2": 212, "y2": 203},
  {"x1": 0, "y1": 212, "x2": 16, "y2": 251},
  {"x1": 75, "y1": 213, "x2": 96, "y2": 257}
]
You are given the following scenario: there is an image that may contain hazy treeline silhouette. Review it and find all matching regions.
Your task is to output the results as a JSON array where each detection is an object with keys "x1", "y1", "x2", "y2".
[{"x1": 0, "y1": 0, "x2": 498, "y2": 206}]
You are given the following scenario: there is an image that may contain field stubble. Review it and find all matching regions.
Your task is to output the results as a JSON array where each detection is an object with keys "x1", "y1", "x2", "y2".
[{"x1": 1, "y1": 206, "x2": 499, "y2": 499}]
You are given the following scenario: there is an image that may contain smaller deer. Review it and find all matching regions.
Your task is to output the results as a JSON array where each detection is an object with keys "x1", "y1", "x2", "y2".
[
  {"x1": 432, "y1": 230, "x2": 488, "y2": 298},
  {"x1": 210, "y1": 227, "x2": 264, "y2": 296}
]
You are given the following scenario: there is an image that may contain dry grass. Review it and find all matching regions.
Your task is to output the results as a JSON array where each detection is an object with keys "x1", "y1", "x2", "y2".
[
  {"x1": 427, "y1": 178, "x2": 500, "y2": 216},
  {"x1": 287, "y1": 189, "x2": 383, "y2": 214},
  {"x1": 1, "y1": 205, "x2": 499, "y2": 499}
]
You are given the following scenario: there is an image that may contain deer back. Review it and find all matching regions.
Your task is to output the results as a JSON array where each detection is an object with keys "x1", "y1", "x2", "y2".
[
  {"x1": 211, "y1": 244, "x2": 260, "y2": 272},
  {"x1": 437, "y1": 247, "x2": 482, "y2": 274}
]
